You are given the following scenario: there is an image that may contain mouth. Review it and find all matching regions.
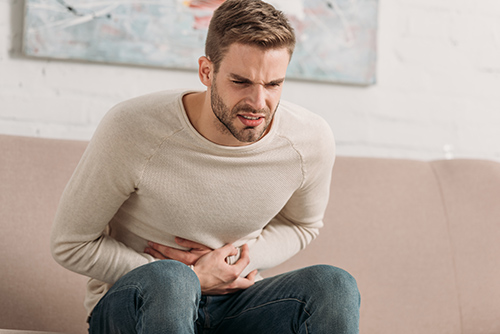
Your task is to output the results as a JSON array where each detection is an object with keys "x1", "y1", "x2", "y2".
[
  {"x1": 240, "y1": 115, "x2": 261, "y2": 120},
  {"x1": 237, "y1": 114, "x2": 265, "y2": 127}
]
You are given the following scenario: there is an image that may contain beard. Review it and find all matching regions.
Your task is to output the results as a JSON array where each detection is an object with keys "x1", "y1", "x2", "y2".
[{"x1": 210, "y1": 79, "x2": 277, "y2": 144}]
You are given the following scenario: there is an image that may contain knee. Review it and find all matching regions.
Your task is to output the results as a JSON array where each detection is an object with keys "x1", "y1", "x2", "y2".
[
  {"x1": 317, "y1": 265, "x2": 358, "y2": 291},
  {"x1": 302, "y1": 265, "x2": 360, "y2": 306},
  {"x1": 303, "y1": 265, "x2": 360, "y2": 330},
  {"x1": 127, "y1": 260, "x2": 201, "y2": 298},
  {"x1": 144, "y1": 260, "x2": 199, "y2": 284},
  {"x1": 96, "y1": 260, "x2": 201, "y2": 328}
]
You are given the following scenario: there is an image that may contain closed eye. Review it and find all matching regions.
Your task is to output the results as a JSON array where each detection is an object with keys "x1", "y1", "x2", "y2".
[
  {"x1": 266, "y1": 80, "x2": 284, "y2": 88},
  {"x1": 232, "y1": 80, "x2": 250, "y2": 85},
  {"x1": 229, "y1": 73, "x2": 285, "y2": 88},
  {"x1": 267, "y1": 82, "x2": 282, "y2": 87}
]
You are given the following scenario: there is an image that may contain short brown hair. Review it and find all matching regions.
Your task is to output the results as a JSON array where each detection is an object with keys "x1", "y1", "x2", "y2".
[{"x1": 205, "y1": 0, "x2": 296, "y2": 73}]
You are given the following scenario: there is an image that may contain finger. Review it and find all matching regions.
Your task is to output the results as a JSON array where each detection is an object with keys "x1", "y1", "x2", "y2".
[
  {"x1": 246, "y1": 269, "x2": 258, "y2": 282},
  {"x1": 144, "y1": 247, "x2": 169, "y2": 260},
  {"x1": 216, "y1": 243, "x2": 239, "y2": 258},
  {"x1": 148, "y1": 241, "x2": 173, "y2": 253},
  {"x1": 175, "y1": 237, "x2": 212, "y2": 251},
  {"x1": 237, "y1": 244, "x2": 250, "y2": 262},
  {"x1": 214, "y1": 277, "x2": 255, "y2": 294},
  {"x1": 148, "y1": 241, "x2": 196, "y2": 265},
  {"x1": 234, "y1": 276, "x2": 255, "y2": 289},
  {"x1": 228, "y1": 246, "x2": 239, "y2": 257},
  {"x1": 202, "y1": 278, "x2": 254, "y2": 295},
  {"x1": 231, "y1": 244, "x2": 251, "y2": 272}
]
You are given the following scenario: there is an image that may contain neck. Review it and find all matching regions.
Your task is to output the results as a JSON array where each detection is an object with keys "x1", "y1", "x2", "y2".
[
  {"x1": 183, "y1": 91, "x2": 206, "y2": 129},
  {"x1": 183, "y1": 90, "x2": 250, "y2": 147}
]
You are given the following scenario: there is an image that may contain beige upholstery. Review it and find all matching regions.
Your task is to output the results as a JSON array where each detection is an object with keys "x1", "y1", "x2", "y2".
[
  {"x1": 0, "y1": 330, "x2": 62, "y2": 334},
  {"x1": 1, "y1": 135, "x2": 88, "y2": 334},
  {"x1": 1, "y1": 134, "x2": 499, "y2": 334}
]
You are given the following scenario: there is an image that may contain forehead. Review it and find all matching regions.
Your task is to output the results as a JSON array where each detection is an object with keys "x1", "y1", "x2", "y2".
[{"x1": 218, "y1": 43, "x2": 290, "y2": 81}]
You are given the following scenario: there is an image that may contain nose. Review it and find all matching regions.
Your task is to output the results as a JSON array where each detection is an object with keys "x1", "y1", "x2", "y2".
[{"x1": 246, "y1": 85, "x2": 267, "y2": 111}]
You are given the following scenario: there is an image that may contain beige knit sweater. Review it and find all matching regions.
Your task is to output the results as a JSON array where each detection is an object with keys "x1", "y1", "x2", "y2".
[{"x1": 51, "y1": 90, "x2": 335, "y2": 314}]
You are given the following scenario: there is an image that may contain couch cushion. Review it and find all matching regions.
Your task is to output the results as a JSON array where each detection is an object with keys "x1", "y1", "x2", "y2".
[
  {"x1": 265, "y1": 157, "x2": 463, "y2": 334},
  {"x1": 0, "y1": 135, "x2": 89, "y2": 334},
  {"x1": 431, "y1": 160, "x2": 500, "y2": 334}
]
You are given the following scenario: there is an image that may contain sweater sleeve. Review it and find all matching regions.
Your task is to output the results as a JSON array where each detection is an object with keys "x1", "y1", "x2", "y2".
[
  {"x1": 242, "y1": 120, "x2": 336, "y2": 276},
  {"x1": 50, "y1": 103, "x2": 158, "y2": 285}
]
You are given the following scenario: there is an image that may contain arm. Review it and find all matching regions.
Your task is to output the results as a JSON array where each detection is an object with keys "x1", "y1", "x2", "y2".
[
  {"x1": 242, "y1": 122, "x2": 336, "y2": 276},
  {"x1": 50, "y1": 105, "x2": 157, "y2": 285}
]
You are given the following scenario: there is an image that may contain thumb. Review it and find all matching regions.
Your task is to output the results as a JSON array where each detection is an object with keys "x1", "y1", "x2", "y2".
[
  {"x1": 246, "y1": 269, "x2": 258, "y2": 281},
  {"x1": 218, "y1": 243, "x2": 238, "y2": 257}
]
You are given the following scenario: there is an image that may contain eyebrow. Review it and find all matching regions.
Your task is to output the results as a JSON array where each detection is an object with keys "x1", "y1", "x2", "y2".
[{"x1": 229, "y1": 73, "x2": 285, "y2": 86}]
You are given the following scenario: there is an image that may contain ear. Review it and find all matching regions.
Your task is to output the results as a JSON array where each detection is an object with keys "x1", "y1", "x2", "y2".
[{"x1": 198, "y1": 56, "x2": 213, "y2": 87}]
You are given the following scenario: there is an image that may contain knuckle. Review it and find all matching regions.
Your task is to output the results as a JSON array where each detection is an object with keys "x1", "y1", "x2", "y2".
[
  {"x1": 226, "y1": 281, "x2": 238, "y2": 290},
  {"x1": 185, "y1": 255, "x2": 196, "y2": 265},
  {"x1": 228, "y1": 271, "x2": 240, "y2": 281},
  {"x1": 154, "y1": 243, "x2": 165, "y2": 251},
  {"x1": 222, "y1": 271, "x2": 239, "y2": 282}
]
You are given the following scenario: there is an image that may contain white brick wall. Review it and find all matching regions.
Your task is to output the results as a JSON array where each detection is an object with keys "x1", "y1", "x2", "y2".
[{"x1": 1, "y1": 0, "x2": 499, "y2": 161}]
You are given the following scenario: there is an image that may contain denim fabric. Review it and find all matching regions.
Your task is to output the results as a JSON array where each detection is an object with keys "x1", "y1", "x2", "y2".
[{"x1": 89, "y1": 260, "x2": 360, "y2": 334}]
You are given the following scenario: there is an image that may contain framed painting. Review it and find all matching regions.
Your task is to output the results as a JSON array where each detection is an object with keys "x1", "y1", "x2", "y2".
[{"x1": 23, "y1": 0, "x2": 378, "y2": 85}]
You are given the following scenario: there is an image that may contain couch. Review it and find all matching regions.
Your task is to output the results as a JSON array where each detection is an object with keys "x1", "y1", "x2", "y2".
[{"x1": 1, "y1": 134, "x2": 499, "y2": 334}]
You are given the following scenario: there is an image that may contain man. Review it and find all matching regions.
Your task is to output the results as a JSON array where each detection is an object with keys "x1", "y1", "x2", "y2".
[{"x1": 51, "y1": 0, "x2": 360, "y2": 333}]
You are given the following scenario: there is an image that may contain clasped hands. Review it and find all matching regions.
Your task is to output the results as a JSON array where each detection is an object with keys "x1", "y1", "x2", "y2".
[{"x1": 144, "y1": 237, "x2": 258, "y2": 295}]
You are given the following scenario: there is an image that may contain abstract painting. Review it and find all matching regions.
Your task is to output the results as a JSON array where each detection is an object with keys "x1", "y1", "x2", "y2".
[{"x1": 23, "y1": 0, "x2": 379, "y2": 85}]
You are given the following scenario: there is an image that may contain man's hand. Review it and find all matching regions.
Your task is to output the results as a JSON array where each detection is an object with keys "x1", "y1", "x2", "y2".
[
  {"x1": 193, "y1": 243, "x2": 258, "y2": 295},
  {"x1": 145, "y1": 237, "x2": 212, "y2": 265},
  {"x1": 145, "y1": 239, "x2": 257, "y2": 294}
]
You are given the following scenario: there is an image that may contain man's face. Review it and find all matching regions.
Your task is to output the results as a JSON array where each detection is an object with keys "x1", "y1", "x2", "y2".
[{"x1": 208, "y1": 43, "x2": 290, "y2": 145}]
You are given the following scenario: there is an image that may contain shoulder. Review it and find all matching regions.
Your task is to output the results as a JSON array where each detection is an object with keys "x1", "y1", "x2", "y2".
[
  {"x1": 89, "y1": 90, "x2": 189, "y2": 161},
  {"x1": 105, "y1": 90, "x2": 184, "y2": 132},
  {"x1": 275, "y1": 100, "x2": 335, "y2": 158},
  {"x1": 274, "y1": 100, "x2": 335, "y2": 188},
  {"x1": 97, "y1": 90, "x2": 187, "y2": 143}
]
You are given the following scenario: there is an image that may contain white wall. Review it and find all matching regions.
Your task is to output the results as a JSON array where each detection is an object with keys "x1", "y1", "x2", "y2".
[{"x1": 1, "y1": 0, "x2": 500, "y2": 161}]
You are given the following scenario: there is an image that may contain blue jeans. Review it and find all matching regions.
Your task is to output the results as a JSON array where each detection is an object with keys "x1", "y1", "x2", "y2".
[{"x1": 89, "y1": 260, "x2": 360, "y2": 333}]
